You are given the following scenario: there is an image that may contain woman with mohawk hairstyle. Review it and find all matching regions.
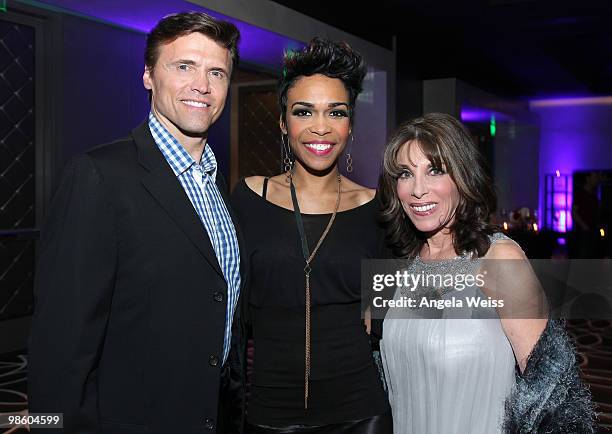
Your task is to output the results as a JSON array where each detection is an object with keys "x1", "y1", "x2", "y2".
[{"x1": 231, "y1": 38, "x2": 392, "y2": 433}]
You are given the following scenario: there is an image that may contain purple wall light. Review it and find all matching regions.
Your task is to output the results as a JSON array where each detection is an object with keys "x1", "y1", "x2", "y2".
[{"x1": 531, "y1": 96, "x2": 612, "y2": 231}]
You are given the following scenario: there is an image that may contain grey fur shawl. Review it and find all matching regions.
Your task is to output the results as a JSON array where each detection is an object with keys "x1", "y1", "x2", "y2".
[{"x1": 503, "y1": 319, "x2": 597, "y2": 433}]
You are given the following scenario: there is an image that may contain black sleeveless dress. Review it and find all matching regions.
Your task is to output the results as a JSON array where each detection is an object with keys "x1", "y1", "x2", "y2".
[{"x1": 230, "y1": 179, "x2": 391, "y2": 432}]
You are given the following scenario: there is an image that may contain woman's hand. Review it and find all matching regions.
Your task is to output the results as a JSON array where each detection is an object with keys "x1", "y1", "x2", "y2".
[{"x1": 364, "y1": 307, "x2": 372, "y2": 334}]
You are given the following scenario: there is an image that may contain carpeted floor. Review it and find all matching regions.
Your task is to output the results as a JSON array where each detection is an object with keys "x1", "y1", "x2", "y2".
[
  {"x1": 567, "y1": 320, "x2": 612, "y2": 433},
  {"x1": 1, "y1": 334, "x2": 610, "y2": 434},
  {"x1": 0, "y1": 350, "x2": 28, "y2": 433}
]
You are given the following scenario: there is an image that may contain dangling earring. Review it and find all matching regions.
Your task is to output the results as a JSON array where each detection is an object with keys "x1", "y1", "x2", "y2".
[
  {"x1": 281, "y1": 133, "x2": 294, "y2": 183},
  {"x1": 345, "y1": 134, "x2": 354, "y2": 174}
]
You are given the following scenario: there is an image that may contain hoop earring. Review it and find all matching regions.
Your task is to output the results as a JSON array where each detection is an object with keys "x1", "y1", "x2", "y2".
[
  {"x1": 281, "y1": 133, "x2": 294, "y2": 182},
  {"x1": 345, "y1": 134, "x2": 354, "y2": 174}
]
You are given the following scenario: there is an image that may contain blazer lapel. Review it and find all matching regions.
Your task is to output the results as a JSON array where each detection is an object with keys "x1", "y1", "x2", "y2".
[{"x1": 132, "y1": 122, "x2": 224, "y2": 280}]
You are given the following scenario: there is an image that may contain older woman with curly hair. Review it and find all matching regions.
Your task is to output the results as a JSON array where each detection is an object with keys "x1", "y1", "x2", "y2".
[{"x1": 378, "y1": 113, "x2": 595, "y2": 433}]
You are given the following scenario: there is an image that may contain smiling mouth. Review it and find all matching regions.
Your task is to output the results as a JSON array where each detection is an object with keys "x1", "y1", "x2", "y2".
[
  {"x1": 411, "y1": 203, "x2": 437, "y2": 213},
  {"x1": 182, "y1": 100, "x2": 210, "y2": 108},
  {"x1": 305, "y1": 143, "x2": 333, "y2": 151},
  {"x1": 303, "y1": 142, "x2": 335, "y2": 156}
]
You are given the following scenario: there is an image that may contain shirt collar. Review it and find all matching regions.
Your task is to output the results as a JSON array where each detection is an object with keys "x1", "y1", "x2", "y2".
[
  {"x1": 148, "y1": 112, "x2": 217, "y2": 180},
  {"x1": 200, "y1": 141, "x2": 218, "y2": 179}
]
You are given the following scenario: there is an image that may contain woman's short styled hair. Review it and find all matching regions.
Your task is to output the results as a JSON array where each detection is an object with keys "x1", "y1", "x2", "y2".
[
  {"x1": 379, "y1": 113, "x2": 498, "y2": 258},
  {"x1": 278, "y1": 38, "x2": 366, "y2": 125}
]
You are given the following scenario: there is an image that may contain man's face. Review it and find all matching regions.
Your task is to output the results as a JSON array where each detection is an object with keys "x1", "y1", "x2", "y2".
[{"x1": 143, "y1": 32, "x2": 231, "y2": 145}]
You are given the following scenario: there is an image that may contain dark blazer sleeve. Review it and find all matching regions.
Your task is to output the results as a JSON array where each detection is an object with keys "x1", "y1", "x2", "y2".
[{"x1": 28, "y1": 154, "x2": 117, "y2": 434}]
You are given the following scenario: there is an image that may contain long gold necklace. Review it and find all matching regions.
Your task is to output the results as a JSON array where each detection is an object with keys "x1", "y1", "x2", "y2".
[{"x1": 289, "y1": 173, "x2": 341, "y2": 409}]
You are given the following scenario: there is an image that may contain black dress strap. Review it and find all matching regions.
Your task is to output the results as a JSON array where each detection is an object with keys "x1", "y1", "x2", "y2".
[{"x1": 262, "y1": 177, "x2": 270, "y2": 200}]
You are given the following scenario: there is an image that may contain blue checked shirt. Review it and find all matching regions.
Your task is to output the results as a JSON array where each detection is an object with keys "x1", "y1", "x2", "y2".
[{"x1": 149, "y1": 113, "x2": 241, "y2": 364}]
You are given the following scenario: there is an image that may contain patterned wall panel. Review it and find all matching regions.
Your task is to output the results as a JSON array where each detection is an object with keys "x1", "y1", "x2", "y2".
[
  {"x1": 238, "y1": 86, "x2": 282, "y2": 178},
  {"x1": 0, "y1": 238, "x2": 34, "y2": 319},
  {"x1": 0, "y1": 19, "x2": 36, "y2": 321},
  {"x1": 0, "y1": 20, "x2": 35, "y2": 229}
]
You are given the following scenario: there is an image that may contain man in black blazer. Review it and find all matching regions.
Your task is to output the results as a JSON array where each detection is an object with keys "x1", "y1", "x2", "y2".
[{"x1": 28, "y1": 12, "x2": 244, "y2": 434}]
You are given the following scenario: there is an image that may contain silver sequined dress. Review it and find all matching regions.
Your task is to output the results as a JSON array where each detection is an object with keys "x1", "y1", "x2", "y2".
[{"x1": 380, "y1": 233, "x2": 516, "y2": 434}]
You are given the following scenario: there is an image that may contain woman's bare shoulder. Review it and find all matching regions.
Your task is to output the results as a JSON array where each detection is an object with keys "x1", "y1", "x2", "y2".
[
  {"x1": 244, "y1": 176, "x2": 267, "y2": 196},
  {"x1": 245, "y1": 174, "x2": 290, "y2": 197},
  {"x1": 341, "y1": 176, "x2": 376, "y2": 206},
  {"x1": 485, "y1": 239, "x2": 526, "y2": 260}
]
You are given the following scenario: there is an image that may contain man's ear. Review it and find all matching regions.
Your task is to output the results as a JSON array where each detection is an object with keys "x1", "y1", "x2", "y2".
[{"x1": 143, "y1": 67, "x2": 153, "y2": 90}]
